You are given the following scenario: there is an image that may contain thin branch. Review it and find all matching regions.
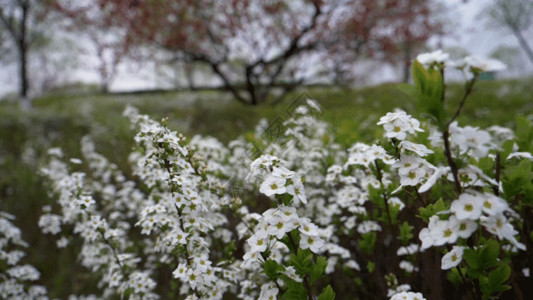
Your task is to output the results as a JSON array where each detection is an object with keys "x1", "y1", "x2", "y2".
[{"x1": 447, "y1": 77, "x2": 477, "y2": 128}]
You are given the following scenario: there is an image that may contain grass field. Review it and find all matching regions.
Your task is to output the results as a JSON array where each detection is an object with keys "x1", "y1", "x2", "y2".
[{"x1": 0, "y1": 78, "x2": 532, "y2": 298}]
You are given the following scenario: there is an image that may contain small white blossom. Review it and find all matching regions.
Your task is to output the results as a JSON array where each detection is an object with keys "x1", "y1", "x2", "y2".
[
  {"x1": 416, "y1": 50, "x2": 450, "y2": 67},
  {"x1": 451, "y1": 193, "x2": 483, "y2": 221},
  {"x1": 390, "y1": 291, "x2": 426, "y2": 300},
  {"x1": 441, "y1": 246, "x2": 465, "y2": 270}
]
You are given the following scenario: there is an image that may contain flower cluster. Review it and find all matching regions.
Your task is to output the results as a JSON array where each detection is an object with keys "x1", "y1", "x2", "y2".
[
  {"x1": 12, "y1": 51, "x2": 529, "y2": 299},
  {"x1": 0, "y1": 211, "x2": 47, "y2": 299}
]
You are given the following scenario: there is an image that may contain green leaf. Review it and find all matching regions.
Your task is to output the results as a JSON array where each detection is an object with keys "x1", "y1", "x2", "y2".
[
  {"x1": 411, "y1": 60, "x2": 446, "y2": 127},
  {"x1": 418, "y1": 198, "x2": 447, "y2": 221},
  {"x1": 502, "y1": 159, "x2": 533, "y2": 199},
  {"x1": 358, "y1": 232, "x2": 377, "y2": 255},
  {"x1": 310, "y1": 256, "x2": 328, "y2": 283},
  {"x1": 367, "y1": 261, "x2": 376, "y2": 274},
  {"x1": 501, "y1": 139, "x2": 514, "y2": 160},
  {"x1": 289, "y1": 249, "x2": 313, "y2": 274},
  {"x1": 463, "y1": 248, "x2": 481, "y2": 271},
  {"x1": 263, "y1": 259, "x2": 284, "y2": 281},
  {"x1": 223, "y1": 240, "x2": 236, "y2": 257},
  {"x1": 515, "y1": 116, "x2": 533, "y2": 152},
  {"x1": 490, "y1": 284, "x2": 512, "y2": 293},
  {"x1": 282, "y1": 281, "x2": 308, "y2": 300},
  {"x1": 479, "y1": 239, "x2": 500, "y2": 268},
  {"x1": 398, "y1": 221, "x2": 414, "y2": 245},
  {"x1": 317, "y1": 285, "x2": 335, "y2": 300},
  {"x1": 488, "y1": 265, "x2": 511, "y2": 287}
]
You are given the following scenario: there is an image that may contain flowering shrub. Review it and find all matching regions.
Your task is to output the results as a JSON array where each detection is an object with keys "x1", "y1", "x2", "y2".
[{"x1": 2, "y1": 51, "x2": 532, "y2": 299}]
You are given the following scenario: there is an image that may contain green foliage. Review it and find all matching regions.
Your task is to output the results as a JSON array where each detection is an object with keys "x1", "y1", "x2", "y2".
[
  {"x1": 309, "y1": 256, "x2": 328, "y2": 283},
  {"x1": 398, "y1": 221, "x2": 414, "y2": 245},
  {"x1": 410, "y1": 60, "x2": 446, "y2": 128},
  {"x1": 359, "y1": 232, "x2": 377, "y2": 255},
  {"x1": 515, "y1": 116, "x2": 533, "y2": 152},
  {"x1": 289, "y1": 249, "x2": 313, "y2": 275},
  {"x1": 463, "y1": 239, "x2": 511, "y2": 299},
  {"x1": 282, "y1": 280, "x2": 307, "y2": 300},
  {"x1": 418, "y1": 198, "x2": 447, "y2": 221},
  {"x1": 502, "y1": 159, "x2": 533, "y2": 203},
  {"x1": 317, "y1": 285, "x2": 335, "y2": 300},
  {"x1": 263, "y1": 259, "x2": 285, "y2": 281}
]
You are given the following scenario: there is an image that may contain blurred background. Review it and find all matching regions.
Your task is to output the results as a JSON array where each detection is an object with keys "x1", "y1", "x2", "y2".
[{"x1": 1, "y1": 0, "x2": 532, "y2": 102}]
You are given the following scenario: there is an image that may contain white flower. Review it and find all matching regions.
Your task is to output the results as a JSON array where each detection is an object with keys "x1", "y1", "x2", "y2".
[
  {"x1": 458, "y1": 55, "x2": 506, "y2": 80},
  {"x1": 286, "y1": 176, "x2": 307, "y2": 204},
  {"x1": 345, "y1": 259, "x2": 361, "y2": 271},
  {"x1": 400, "y1": 168, "x2": 426, "y2": 187},
  {"x1": 395, "y1": 155, "x2": 423, "y2": 175},
  {"x1": 481, "y1": 214, "x2": 526, "y2": 250},
  {"x1": 299, "y1": 234, "x2": 325, "y2": 253},
  {"x1": 418, "y1": 167, "x2": 449, "y2": 193},
  {"x1": 38, "y1": 214, "x2": 62, "y2": 235},
  {"x1": 450, "y1": 125, "x2": 492, "y2": 158},
  {"x1": 419, "y1": 216, "x2": 455, "y2": 249},
  {"x1": 267, "y1": 216, "x2": 294, "y2": 239},
  {"x1": 399, "y1": 260, "x2": 417, "y2": 272},
  {"x1": 283, "y1": 266, "x2": 303, "y2": 282},
  {"x1": 480, "y1": 192, "x2": 508, "y2": 216},
  {"x1": 76, "y1": 194, "x2": 96, "y2": 209},
  {"x1": 441, "y1": 246, "x2": 465, "y2": 270},
  {"x1": 389, "y1": 197, "x2": 405, "y2": 211},
  {"x1": 399, "y1": 141, "x2": 433, "y2": 157},
  {"x1": 7, "y1": 265, "x2": 40, "y2": 281},
  {"x1": 462, "y1": 55, "x2": 506, "y2": 72},
  {"x1": 450, "y1": 215, "x2": 477, "y2": 239},
  {"x1": 357, "y1": 221, "x2": 382, "y2": 234},
  {"x1": 259, "y1": 282, "x2": 279, "y2": 300},
  {"x1": 56, "y1": 237, "x2": 69, "y2": 248},
  {"x1": 70, "y1": 158, "x2": 83, "y2": 164},
  {"x1": 416, "y1": 50, "x2": 450, "y2": 67},
  {"x1": 390, "y1": 291, "x2": 426, "y2": 300},
  {"x1": 378, "y1": 111, "x2": 423, "y2": 141},
  {"x1": 247, "y1": 234, "x2": 268, "y2": 253},
  {"x1": 298, "y1": 218, "x2": 320, "y2": 237},
  {"x1": 451, "y1": 193, "x2": 483, "y2": 220},
  {"x1": 259, "y1": 175, "x2": 287, "y2": 196},
  {"x1": 507, "y1": 152, "x2": 533, "y2": 160},
  {"x1": 388, "y1": 284, "x2": 411, "y2": 297},
  {"x1": 397, "y1": 244, "x2": 419, "y2": 256}
]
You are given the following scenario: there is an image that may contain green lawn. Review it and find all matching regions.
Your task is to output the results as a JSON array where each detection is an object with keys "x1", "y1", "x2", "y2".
[{"x1": 0, "y1": 78, "x2": 532, "y2": 298}]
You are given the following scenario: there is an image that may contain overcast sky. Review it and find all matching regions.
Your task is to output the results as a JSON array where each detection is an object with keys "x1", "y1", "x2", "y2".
[{"x1": 1, "y1": 0, "x2": 531, "y2": 98}]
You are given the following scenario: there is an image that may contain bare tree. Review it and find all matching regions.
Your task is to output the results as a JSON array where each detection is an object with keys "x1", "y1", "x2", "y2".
[
  {"x1": 0, "y1": 0, "x2": 53, "y2": 108},
  {"x1": 486, "y1": 0, "x2": 533, "y2": 64}
]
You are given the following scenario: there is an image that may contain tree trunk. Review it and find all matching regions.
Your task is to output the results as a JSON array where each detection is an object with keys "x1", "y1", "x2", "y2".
[
  {"x1": 19, "y1": 45, "x2": 31, "y2": 110},
  {"x1": 402, "y1": 42, "x2": 412, "y2": 83},
  {"x1": 18, "y1": 0, "x2": 31, "y2": 110}
]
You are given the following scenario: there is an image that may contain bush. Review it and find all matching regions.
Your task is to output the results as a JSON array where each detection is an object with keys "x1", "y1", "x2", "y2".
[{"x1": 2, "y1": 52, "x2": 533, "y2": 299}]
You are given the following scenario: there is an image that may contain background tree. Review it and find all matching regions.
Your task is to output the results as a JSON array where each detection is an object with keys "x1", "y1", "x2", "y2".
[
  {"x1": 0, "y1": 0, "x2": 54, "y2": 108},
  {"x1": 485, "y1": 0, "x2": 533, "y2": 64},
  {"x1": 83, "y1": 0, "x2": 443, "y2": 105},
  {"x1": 52, "y1": 0, "x2": 136, "y2": 93},
  {"x1": 129, "y1": 0, "x2": 331, "y2": 105},
  {"x1": 332, "y1": 0, "x2": 444, "y2": 83}
]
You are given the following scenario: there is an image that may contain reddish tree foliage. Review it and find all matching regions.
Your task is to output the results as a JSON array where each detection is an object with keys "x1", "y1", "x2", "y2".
[
  {"x1": 52, "y1": 0, "x2": 137, "y2": 92},
  {"x1": 331, "y1": 0, "x2": 443, "y2": 83},
  {"x1": 53, "y1": 0, "x2": 442, "y2": 104}
]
